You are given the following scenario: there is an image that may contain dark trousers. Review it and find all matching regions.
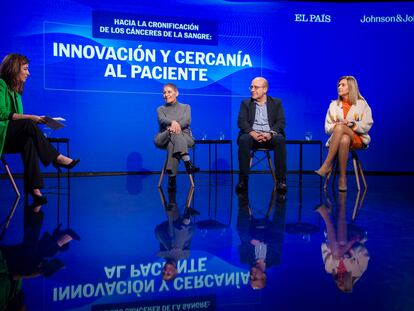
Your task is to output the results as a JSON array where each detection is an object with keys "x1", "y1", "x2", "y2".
[
  {"x1": 238, "y1": 133, "x2": 287, "y2": 181},
  {"x1": 3, "y1": 119, "x2": 59, "y2": 192}
]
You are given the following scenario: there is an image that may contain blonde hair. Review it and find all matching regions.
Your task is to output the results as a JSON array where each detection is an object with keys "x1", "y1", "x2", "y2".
[{"x1": 337, "y1": 76, "x2": 364, "y2": 105}]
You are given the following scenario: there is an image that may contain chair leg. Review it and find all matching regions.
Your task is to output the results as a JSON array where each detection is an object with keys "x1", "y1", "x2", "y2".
[
  {"x1": 1, "y1": 157, "x2": 20, "y2": 197},
  {"x1": 188, "y1": 173, "x2": 195, "y2": 188},
  {"x1": 357, "y1": 159, "x2": 367, "y2": 189},
  {"x1": 2, "y1": 197, "x2": 20, "y2": 231},
  {"x1": 352, "y1": 188, "x2": 367, "y2": 221},
  {"x1": 324, "y1": 169, "x2": 332, "y2": 190},
  {"x1": 266, "y1": 151, "x2": 277, "y2": 184},
  {"x1": 185, "y1": 186, "x2": 195, "y2": 208},
  {"x1": 352, "y1": 156, "x2": 361, "y2": 191},
  {"x1": 352, "y1": 189, "x2": 361, "y2": 221},
  {"x1": 249, "y1": 151, "x2": 255, "y2": 168},
  {"x1": 157, "y1": 159, "x2": 167, "y2": 188},
  {"x1": 157, "y1": 187, "x2": 167, "y2": 209},
  {"x1": 330, "y1": 158, "x2": 338, "y2": 190}
]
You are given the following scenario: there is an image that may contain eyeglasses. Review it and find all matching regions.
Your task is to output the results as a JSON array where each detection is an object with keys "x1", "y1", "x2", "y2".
[{"x1": 249, "y1": 85, "x2": 264, "y2": 91}]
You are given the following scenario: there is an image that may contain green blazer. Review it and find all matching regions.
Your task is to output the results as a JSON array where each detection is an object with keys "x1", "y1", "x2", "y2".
[{"x1": 0, "y1": 79, "x2": 23, "y2": 155}]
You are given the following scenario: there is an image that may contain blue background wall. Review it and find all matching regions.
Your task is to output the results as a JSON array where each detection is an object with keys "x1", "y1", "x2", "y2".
[{"x1": 1, "y1": 0, "x2": 413, "y2": 173}]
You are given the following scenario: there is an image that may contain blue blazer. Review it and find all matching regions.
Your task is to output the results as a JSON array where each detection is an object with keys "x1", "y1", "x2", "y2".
[{"x1": 237, "y1": 96, "x2": 286, "y2": 141}]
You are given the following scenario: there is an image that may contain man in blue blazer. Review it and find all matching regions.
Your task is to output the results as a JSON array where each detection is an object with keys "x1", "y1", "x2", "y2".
[{"x1": 236, "y1": 77, "x2": 287, "y2": 192}]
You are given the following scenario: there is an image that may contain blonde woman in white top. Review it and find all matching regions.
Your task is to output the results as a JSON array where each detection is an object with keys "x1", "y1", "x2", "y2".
[{"x1": 315, "y1": 76, "x2": 373, "y2": 191}]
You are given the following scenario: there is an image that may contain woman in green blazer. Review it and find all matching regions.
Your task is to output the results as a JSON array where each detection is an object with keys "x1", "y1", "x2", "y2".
[{"x1": 0, "y1": 53, "x2": 79, "y2": 205}]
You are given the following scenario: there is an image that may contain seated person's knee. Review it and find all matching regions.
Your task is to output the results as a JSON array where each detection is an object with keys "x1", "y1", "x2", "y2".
[
  {"x1": 270, "y1": 133, "x2": 285, "y2": 144},
  {"x1": 334, "y1": 124, "x2": 347, "y2": 133},
  {"x1": 238, "y1": 133, "x2": 252, "y2": 145}
]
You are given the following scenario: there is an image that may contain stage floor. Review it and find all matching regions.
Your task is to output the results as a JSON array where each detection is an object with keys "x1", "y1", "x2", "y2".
[{"x1": 1, "y1": 173, "x2": 414, "y2": 311}]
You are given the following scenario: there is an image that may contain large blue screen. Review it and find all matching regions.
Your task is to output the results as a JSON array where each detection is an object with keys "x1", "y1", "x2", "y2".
[{"x1": 1, "y1": 0, "x2": 413, "y2": 172}]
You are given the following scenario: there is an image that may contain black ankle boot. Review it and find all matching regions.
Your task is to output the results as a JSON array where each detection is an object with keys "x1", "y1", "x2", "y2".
[{"x1": 184, "y1": 160, "x2": 200, "y2": 174}]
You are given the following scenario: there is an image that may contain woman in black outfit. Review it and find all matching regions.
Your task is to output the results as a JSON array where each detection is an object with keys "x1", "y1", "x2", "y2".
[{"x1": 0, "y1": 53, "x2": 79, "y2": 204}]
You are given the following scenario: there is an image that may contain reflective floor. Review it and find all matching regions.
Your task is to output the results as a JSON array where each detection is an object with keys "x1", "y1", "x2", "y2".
[{"x1": 1, "y1": 173, "x2": 414, "y2": 311}]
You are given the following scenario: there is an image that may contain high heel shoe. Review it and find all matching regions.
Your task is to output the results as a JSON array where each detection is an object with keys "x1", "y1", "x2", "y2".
[
  {"x1": 53, "y1": 159, "x2": 80, "y2": 170},
  {"x1": 62, "y1": 228, "x2": 81, "y2": 241},
  {"x1": 53, "y1": 225, "x2": 81, "y2": 241},
  {"x1": 314, "y1": 165, "x2": 332, "y2": 178},
  {"x1": 313, "y1": 203, "x2": 330, "y2": 214}
]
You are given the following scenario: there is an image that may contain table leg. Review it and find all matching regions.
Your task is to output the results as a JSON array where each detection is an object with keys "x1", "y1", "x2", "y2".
[
  {"x1": 67, "y1": 141, "x2": 71, "y2": 227},
  {"x1": 56, "y1": 143, "x2": 61, "y2": 225},
  {"x1": 230, "y1": 142, "x2": 233, "y2": 185},
  {"x1": 319, "y1": 142, "x2": 323, "y2": 191},
  {"x1": 215, "y1": 143, "x2": 218, "y2": 187},
  {"x1": 299, "y1": 143, "x2": 303, "y2": 183},
  {"x1": 208, "y1": 144, "x2": 211, "y2": 187}
]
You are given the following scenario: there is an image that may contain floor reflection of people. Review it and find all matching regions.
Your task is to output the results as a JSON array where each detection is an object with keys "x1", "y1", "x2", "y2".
[
  {"x1": 0, "y1": 204, "x2": 80, "y2": 310},
  {"x1": 155, "y1": 191, "x2": 195, "y2": 281},
  {"x1": 237, "y1": 190, "x2": 286, "y2": 289},
  {"x1": 315, "y1": 191, "x2": 369, "y2": 292}
]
